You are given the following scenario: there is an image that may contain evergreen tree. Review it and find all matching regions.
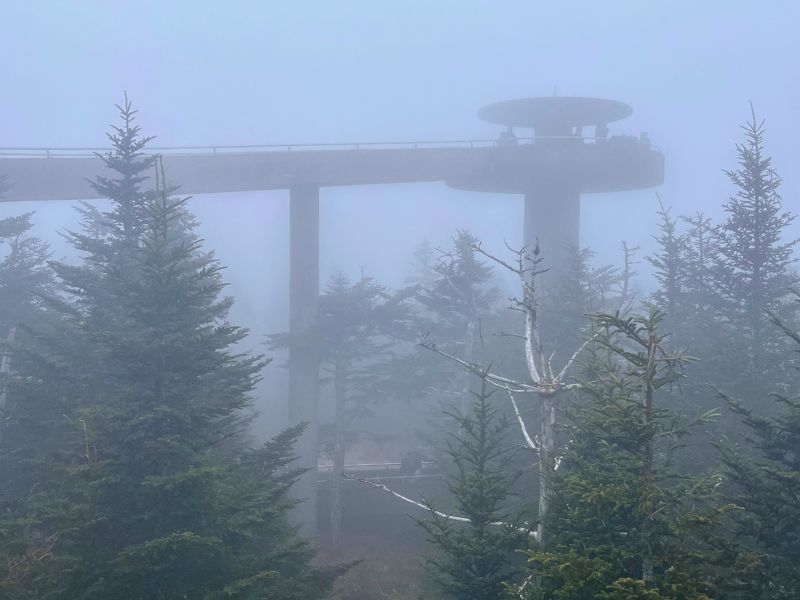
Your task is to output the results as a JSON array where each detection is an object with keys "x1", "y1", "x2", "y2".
[
  {"x1": 0, "y1": 211, "x2": 58, "y2": 596},
  {"x1": 419, "y1": 369, "x2": 530, "y2": 600},
  {"x1": 406, "y1": 238, "x2": 438, "y2": 289},
  {"x1": 712, "y1": 105, "x2": 797, "y2": 383},
  {"x1": 416, "y1": 230, "x2": 500, "y2": 362},
  {"x1": 649, "y1": 207, "x2": 724, "y2": 424},
  {"x1": 412, "y1": 230, "x2": 502, "y2": 452},
  {"x1": 541, "y1": 245, "x2": 620, "y2": 357},
  {"x1": 0, "y1": 212, "x2": 52, "y2": 340},
  {"x1": 0, "y1": 100, "x2": 339, "y2": 599},
  {"x1": 675, "y1": 212, "x2": 722, "y2": 364},
  {"x1": 713, "y1": 292, "x2": 800, "y2": 599},
  {"x1": 648, "y1": 200, "x2": 685, "y2": 327},
  {"x1": 269, "y1": 271, "x2": 415, "y2": 547},
  {"x1": 521, "y1": 308, "x2": 718, "y2": 600}
]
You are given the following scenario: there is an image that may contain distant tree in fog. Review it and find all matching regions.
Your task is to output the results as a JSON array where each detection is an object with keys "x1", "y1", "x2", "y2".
[
  {"x1": 713, "y1": 294, "x2": 800, "y2": 599},
  {"x1": 540, "y1": 244, "x2": 621, "y2": 355},
  {"x1": 712, "y1": 106, "x2": 798, "y2": 383},
  {"x1": 406, "y1": 238, "x2": 438, "y2": 289},
  {"x1": 650, "y1": 107, "x2": 797, "y2": 402},
  {"x1": 0, "y1": 209, "x2": 63, "y2": 584},
  {"x1": 410, "y1": 230, "x2": 502, "y2": 454},
  {"x1": 269, "y1": 271, "x2": 415, "y2": 547},
  {"x1": 0, "y1": 212, "x2": 52, "y2": 339},
  {"x1": 416, "y1": 230, "x2": 500, "y2": 355}
]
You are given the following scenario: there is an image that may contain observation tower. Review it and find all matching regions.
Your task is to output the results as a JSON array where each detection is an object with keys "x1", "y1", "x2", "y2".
[{"x1": 0, "y1": 96, "x2": 663, "y2": 535}]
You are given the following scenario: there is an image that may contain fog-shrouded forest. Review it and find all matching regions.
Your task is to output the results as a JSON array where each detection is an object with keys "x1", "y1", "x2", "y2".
[{"x1": 2, "y1": 2, "x2": 800, "y2": 599}]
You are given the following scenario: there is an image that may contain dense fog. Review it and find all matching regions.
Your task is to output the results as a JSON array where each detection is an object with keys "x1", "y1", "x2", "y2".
[{"x1": 1, "y1": 2, "x2": 799, "y2": 599}]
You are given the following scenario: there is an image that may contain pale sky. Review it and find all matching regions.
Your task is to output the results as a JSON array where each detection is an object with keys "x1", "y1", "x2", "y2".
[{"x1": 2, "y1": 0, "x2": 798, "y2": 336}]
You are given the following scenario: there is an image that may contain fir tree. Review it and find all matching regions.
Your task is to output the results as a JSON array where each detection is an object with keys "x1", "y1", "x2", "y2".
[
  {"x1": 521, "y1": 308, "x2": 718, "y2": 600},
  {"x1": 0, "y1": 213, "x2": 52, "y2": 340},
  {"x1": 416, "y1": 230, "x2": 499, "y2": 349},
  {"x1": 413, "y1": 230, "x2": 501, "y2": 451},
  {"x1": 406, "y1": 238, "x2": 438, "y2": 289},
  {"x1": 269, "y1": 271, "x2": 415, "y2": 547},
  {"x1": 541, "y1": 245, "x2": 620, "y2": 356},
  {"x1": 0, "y1": 212, "x2": 58, "y2": 597},
  {"x1": 0, "y1": 100, "x2": 339, "y2": 599},
  {"x1": 648, "y1": 199, "x2": 685, "y2": 326},
  {"x1": 712, "y1": 105, "x2": 797, "y2": 383},
  {"x1": 419, "y1": 369, "x2": 530, "y2": 600},
  {"x1": 713, "y1": 292, "x2": 800, "y2": 599},
  {"x1": 676, "y1": 212, "x2": 721, "y2": 363}
]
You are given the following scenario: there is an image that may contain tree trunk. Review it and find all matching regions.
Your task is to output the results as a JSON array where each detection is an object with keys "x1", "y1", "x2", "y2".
[
  {"x1": 641, "y1": 342, "x2": 655, "y2": 582},
  {"x1": 537, "y1": 393, "x2": 555, "y2": 545},
  {"x1": 461, "y1": 317, "x2": 477, "y2": 413}
]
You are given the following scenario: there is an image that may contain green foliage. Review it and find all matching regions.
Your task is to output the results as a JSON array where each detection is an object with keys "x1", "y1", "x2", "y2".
[
  {"x1": 713, "y1": 105, "x2": 797, "y2": 381},
  {"x1": 647, "y1": 106, "x2": 798, "y2": 482},
  {"x1": 711, "y1": 291, "x2": 800, "y2": 599},
  {"x1": 269, "y1": 271, "x2": 416, "y2": 545},
  {"x1": 415, "y1": 230, "x2": 500, "y2": 342},
  {"x1": 419, "y1": 370, "x2": 530, "y2": 600},
  {"x1": 540, "y1": 245, "x2": 621, "y2": 356},
  {"x1": 0, "y1": 99, "x2": 338, "y2": 599},
  {"x1": 650, "y1": 106, "x2": 797, "y2": 390},
  {"x1": 0, "y1": 212, "x2": 52, "y2": 335},
  {"x1": 408, "y1": 231, "x2": 504, "y2": 459},
  {"x1": 521, "y1": 308, "x2": 718, "y2": 600}
]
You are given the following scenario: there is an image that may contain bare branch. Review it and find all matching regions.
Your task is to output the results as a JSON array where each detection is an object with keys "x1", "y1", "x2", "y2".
[
  {"x1": 344, "y1": 474, "x2": 539, "y2": 540},
  {"x1": 556, "y1": 331, "x2": 599, "y2": 381},
  {"x1": 507, "y1": 389, "x2": 538, "y2": 450},
  {"x1": 471, "y1": 241, "x2": 525, "y2": 276},
  {"x1": 492, "y1": 331, "x2": 527, "y2": 340}
]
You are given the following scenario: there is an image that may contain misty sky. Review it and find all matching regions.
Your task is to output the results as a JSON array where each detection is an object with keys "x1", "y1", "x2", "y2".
[{"x1": 1, "y1": 1, "x2": 798, "y2": 337}]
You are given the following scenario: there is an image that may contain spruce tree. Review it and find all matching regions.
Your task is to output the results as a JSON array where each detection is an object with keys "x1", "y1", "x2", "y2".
[
  {"x1": 0, "y1": 212, "x2": 52, "y2": 342},
  {"x1": 0, "y1": 100, "x2": 339, "y2": 599},
  {"x1": 416, "y1": 230, "x2": 500, "y2": 371},
  {"x1": 541, "y1": 245, "x2": 620, "y2": 356},
  {"x1": 712, "y1": 105, "x2": 797, "y2": 383},
  {"x1": 419, "y1": 369, "x2": 530, "y2": 600},
  {"x1": 412, "y1": 230, "x2": 501, "y2": 451},
  {"x1": 0, "y1": 212, "x2": 58, "y2": 597},
  {"x1": 521, "y1": 308, "x2": 718, "y2": 600},
  {"x1": 648, "y1": 208, "x2": 725, "y2": 437},
  {"x1": 713, "y1": 292, "x2": 800, "y2": 599},
  {"x1": 269, "y1": 271, "x2": 415, "y2": 547},
  {"x1": 648, "y1": 200, "x2": 685, "y2": 328},
  {"x1": 675, "y1": 212, "x2": 722, "y2": 365}
]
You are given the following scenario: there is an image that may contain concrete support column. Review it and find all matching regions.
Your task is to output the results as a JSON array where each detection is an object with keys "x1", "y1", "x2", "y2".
[
  {"x1": 289, "y1": 184, "x2": 320, "y2": 538},
  {"x1": 523, "y1": 180, "x2": 580, "y2": 286}
]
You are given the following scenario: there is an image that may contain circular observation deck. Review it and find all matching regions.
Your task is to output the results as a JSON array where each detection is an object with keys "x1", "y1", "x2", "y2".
[
  {"x1": 446, "y1": 136, "x2": 663, "y2": 194},
  {"x1": 448, "y1": 96, "x2": 662, "y2": 193},
  {"x1": 478, "y1": 96, "x2": 632, "y2": 135}
]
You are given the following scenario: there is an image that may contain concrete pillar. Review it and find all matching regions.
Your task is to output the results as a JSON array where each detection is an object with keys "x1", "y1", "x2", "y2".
[
  {"x1": 523, "y1": 180, "x2": 580, "y2": 285},
  {"x1": 289, "y1": 184, "x2": 320, "y2": 538}
]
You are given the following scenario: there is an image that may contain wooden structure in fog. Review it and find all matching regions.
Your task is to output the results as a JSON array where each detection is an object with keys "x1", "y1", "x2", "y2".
[{"x1": 0, "y1": 97, "x2": 664, "y2": 536}]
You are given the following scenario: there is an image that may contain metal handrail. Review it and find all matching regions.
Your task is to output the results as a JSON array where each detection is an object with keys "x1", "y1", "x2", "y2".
[{"x1": 0, "y1": 135, "x2": 657, "y2": 158}]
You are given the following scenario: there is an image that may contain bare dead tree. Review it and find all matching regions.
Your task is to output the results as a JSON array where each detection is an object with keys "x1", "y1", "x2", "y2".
[
  {"x1": 420, "y1": 240, "x2": 591, "y2": 544},
  {"x1": 346, "y1": 240, "x2": 591, "y2": 546}
]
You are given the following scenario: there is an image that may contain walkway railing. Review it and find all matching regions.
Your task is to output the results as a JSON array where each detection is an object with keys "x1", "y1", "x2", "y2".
[{"x1": 0, "y1": 135, "x2": 654, "y2": 158}]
